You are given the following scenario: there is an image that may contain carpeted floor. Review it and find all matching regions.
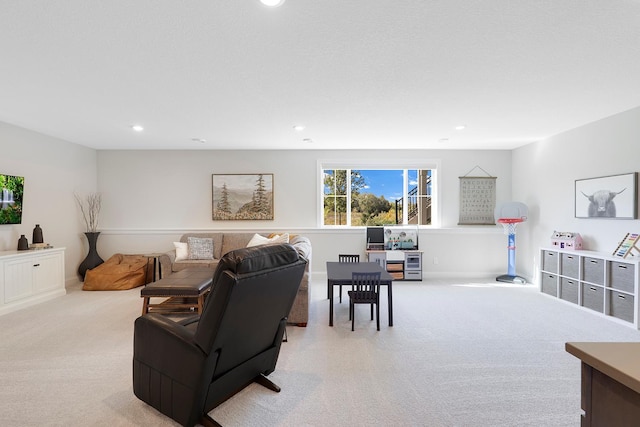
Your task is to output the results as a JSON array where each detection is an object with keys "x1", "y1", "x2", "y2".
[{"x1": 1, "y1": 276, "x2": 639, "y2": 426}]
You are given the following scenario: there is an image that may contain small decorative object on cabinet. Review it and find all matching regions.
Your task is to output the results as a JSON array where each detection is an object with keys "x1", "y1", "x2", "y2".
[
  {"x1": 17, "y1": 235, "x2": 28, "y2": 250},
  {"x1": 30, "y1": 223, "x2": 50, "y2": 249},
  {"x1": 551, "y1": 231, "x2": 583, "y2": 250},
  {"x1": 32, "y1": 224, "x2": 43, "y2": 244},
  {"x1": 612, "y1": 232, "x2": 640, "y2": 259},
  {"x1": 539, "y1": 247, "x2": 640, "y2": 328}
]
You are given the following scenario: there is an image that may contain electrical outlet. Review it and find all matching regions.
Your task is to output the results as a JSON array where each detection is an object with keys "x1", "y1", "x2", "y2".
[{"x1": 433, "y1": 257, "x2": 439, "y2": 264}]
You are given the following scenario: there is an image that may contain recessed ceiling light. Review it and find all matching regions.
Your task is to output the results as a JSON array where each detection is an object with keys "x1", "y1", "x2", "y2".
[
  {"x1": 455, "y1": 125, "x2": 466, "y2": 131},
  {"x1": 293, "y1": 125, "x2": 305, "y2": 132},
  {"x1": 260, "y1": 0, "x2": 285, "y2": 7},
  {"x1": 131, "y1": 125, "x2": 144, "y2": 132}
]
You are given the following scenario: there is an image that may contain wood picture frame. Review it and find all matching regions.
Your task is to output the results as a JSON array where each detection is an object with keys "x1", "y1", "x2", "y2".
[
  {"x1": 575, "y1": 173, "x2": 638, "y2": 219},
  {"x1": 212, "y1": 174, "x2": 274, "y2": 220}
]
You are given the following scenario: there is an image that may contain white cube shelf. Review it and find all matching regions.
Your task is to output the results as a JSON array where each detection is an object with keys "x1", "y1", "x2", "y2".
[{"x1": 539, "y1": 247, "x2": 639, "y2": 329}]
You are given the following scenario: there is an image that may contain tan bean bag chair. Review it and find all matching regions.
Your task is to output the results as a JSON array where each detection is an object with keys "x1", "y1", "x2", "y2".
[{"x1": 83, "y1": 253, "x2": 150, "y2": 290}]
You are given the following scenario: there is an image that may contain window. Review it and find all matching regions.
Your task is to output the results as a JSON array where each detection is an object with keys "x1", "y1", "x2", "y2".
[{"x1": 321, "y1": 162, "x2": 436, "y2": 227}]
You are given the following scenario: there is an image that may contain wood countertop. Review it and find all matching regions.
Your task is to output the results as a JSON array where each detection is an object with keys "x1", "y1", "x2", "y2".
[{"x1": 566, "y1": 342, "x2": 640, "y2": 394}]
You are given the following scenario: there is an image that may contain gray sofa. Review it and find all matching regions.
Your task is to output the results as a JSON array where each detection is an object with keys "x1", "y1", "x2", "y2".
[{"x1": 159, "y1": 232, "x2": 312, "y2": 326}]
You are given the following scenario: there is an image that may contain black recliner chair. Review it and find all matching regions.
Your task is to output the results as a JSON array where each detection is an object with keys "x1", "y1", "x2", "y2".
[{"x1": 133, "y1": 243, "x2": 307, "y2": 427}]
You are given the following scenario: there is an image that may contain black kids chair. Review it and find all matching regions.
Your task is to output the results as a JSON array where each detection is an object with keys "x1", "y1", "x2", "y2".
[
  {"x1": 348, "y1": 271, "x2": 381, "y2": 331},
  {"x1": 337, "y1": 254, "x2": 360, "y2": 303}
]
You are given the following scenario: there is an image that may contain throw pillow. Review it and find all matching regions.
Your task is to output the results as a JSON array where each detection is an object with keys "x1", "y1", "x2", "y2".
[
  {"x1": 269, "y1": 232, "x2": 298, "y2": 240},
  {"x1": 246, "y1": 233, "x2": 289, "y2": 248},
  {"x1": 246, "y1": 233, "x2": 270, "y2": 247},
  {"x1": 174, "y1": 242, "x2": 188, "y2": 261},
  {"x1": 187, "y1": 237, "x2": 214, "y2": 260},
  {"x1": 271, "y1": 233, "x2": 290, "y2": 244}
]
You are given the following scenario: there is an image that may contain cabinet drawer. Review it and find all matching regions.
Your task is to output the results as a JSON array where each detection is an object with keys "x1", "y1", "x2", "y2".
[
  {"x1": 582, "y1": 284, "x2": 604, "y2": 312},
  {"x1": 389, "y1": 272, "x2": 404, "y2": 280},
  {"x1": 560, "y1": 278, "x2": 579, "y2": 304},
  {"x1": 404, "y1": 271, "x2": 422, "y2": 281},
  {"x1": 541, "y1": 273, "x2": 558, "y2": 297},
  {"x1": 609, "y1": 262, "x2": 635, "y2": 293},
  {"x1": 608, "y1": 290, "x2": 635, "y2": 323},
  {"x1": 560, "y1": 254, "x2": 579, "y2": 278},
  {"x1": 583, "y1": 257, "x2": 604, "y2": 285},
  {"x1": 386, "y1": 262, "x2": 404, "y2": 272},
  {"x1": 542, "y1": 251, "x2": 558, "y2": 272}
]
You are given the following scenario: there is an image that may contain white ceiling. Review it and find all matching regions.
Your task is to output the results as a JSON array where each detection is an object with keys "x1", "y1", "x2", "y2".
[{"x1": 1, "y1": 1, "x2": 639, "y2": 151}]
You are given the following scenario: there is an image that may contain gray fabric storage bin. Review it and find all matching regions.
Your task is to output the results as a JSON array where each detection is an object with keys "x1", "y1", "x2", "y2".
[
  {"x1": 608, "y1": 290, "x2": 634, "y2": 323},
  {"x1": 542, "y1": 250, "x2": 558, "y2": 272},
  {"x1": 583, "y1": 257, "x2": 604, "y2": 285},
  {"x1": 541, "y1": 273, "x2": 558, "y2": 296},
  {"x1": 581, "y1": 284, "x2": 604, "y2": 312},
  {"x1": 560, "y1": 253, "x2": 579, "y2": 279},
  {"x1": 609, "y1": 261, "x2": 635, "y2": 293},
  {"x1": 560, "y1": 278, "x2": 579, "y2": 304}
]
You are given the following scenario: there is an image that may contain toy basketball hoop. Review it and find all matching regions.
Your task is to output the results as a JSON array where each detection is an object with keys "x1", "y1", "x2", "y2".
[
  {"x1": 495, "y1": 202, "x2": 528, "y2": 284},
  {"x1": 498, "y1": 217, "x2": 524, "y2": 235}
]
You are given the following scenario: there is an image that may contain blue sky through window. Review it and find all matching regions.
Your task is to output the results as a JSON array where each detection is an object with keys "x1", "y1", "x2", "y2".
[{"x1": 358, "y1": 170, "x2": 418, "y2": 202}]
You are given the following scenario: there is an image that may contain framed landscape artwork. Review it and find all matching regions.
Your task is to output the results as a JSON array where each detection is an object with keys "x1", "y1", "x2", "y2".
[
  {"x1": 212, "y1": 174, "x2": 274, "y2": 220},
  {"x1": 575, "y1": 172, "x2": 638, "y2": 219}
]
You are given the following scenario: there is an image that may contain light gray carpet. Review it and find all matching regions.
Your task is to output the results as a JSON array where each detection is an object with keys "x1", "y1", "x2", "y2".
[{"x1": 1, "y1": 277, "x2": 639, "y2": 426}]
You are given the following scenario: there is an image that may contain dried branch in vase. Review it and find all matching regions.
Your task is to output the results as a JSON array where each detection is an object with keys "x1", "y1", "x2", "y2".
[{"x1": 74, "y1": 192, "x2": 102, "y2": 232}]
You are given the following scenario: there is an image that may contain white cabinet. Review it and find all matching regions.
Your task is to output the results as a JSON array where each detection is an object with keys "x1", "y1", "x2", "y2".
[
  {"x1": 539, "y1": 247, "x2": 639, "y2": 329},
  {"x1": 404, "y1": 251, "x2": 422, "y2": 281},
  {"x1": 0, "y1": 248, "x2": 65, "y2": 315},
  {"x1": 366, "y1": 250, "x2": 423, "y2": 281},
  {"x1": 367, "y1": 251, "x2": 387, "y2": 269}
]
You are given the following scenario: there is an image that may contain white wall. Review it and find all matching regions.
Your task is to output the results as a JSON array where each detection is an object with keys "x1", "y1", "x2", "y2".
[
  {"x1": 513, "y1": 106, "x2": 640, "y2": 280},
  {"x1": 7, "y1": 102, "x2": 639, "y2": 285},
  {"x1": 97, "y1": 149, "x2": 513, "y2": 277},
  {"x1": 0, "y1": 122, "x2": 98, "y2": 285}
]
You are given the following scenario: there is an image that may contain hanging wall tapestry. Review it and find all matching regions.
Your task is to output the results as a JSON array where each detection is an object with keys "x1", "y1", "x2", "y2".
[
  {"x1": 212, "y1": 173, "x2": 274, "y2": 220},
  {"x1": 458, "y1": 166, "x2": 496, "y2": 225}
]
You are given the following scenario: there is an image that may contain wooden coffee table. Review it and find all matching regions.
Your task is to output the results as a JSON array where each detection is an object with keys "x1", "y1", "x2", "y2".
[{"x1": 140, "y1": 268, "x2": 213, "y2": 315}]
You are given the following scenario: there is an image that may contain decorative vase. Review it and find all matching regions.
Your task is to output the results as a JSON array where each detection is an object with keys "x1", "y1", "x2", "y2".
[
  {"x1": 78, "y1": 232, "x2": 104, "y2": 280},
  {"x1": 17, "y1": 235, "x2": 29, "y2": 251},
  {"x1": 33, "y1": 224, "x2": 44, "y2": 244}
]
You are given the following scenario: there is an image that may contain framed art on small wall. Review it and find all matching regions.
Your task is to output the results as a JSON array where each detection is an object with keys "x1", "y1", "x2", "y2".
[
  {"x1": 212, "y1": 173, "x2": 274, "y2": 220},
  {"x1": 575, "y1": 172, "x2": 638, "y2": 219}
]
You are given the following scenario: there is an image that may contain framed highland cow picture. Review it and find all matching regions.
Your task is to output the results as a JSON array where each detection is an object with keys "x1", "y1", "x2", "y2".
[
  {"x1": 575, "y1": 172, "x2": 638, "y2": 219},
  {"x1": 212, "y1": 174, "x2": 274, "y2": 220}
]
